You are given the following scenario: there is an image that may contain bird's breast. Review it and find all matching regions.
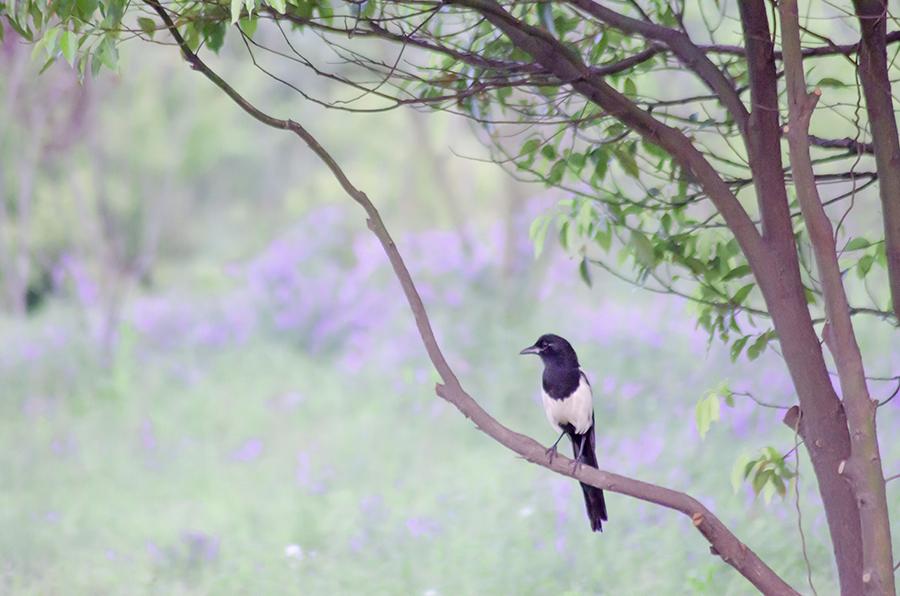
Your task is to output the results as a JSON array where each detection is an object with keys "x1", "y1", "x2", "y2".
[{"x1": 542, "y1": 373, "x2": 593, "y2": 434}]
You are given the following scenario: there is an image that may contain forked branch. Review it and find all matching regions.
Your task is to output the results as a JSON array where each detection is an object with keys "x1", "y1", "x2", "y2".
[{"x1": 779, "y1": 2, "x2": 894, "y2": 594}]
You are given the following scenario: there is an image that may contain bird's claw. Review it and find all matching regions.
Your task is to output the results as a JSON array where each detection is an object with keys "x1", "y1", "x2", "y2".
[
  {"x1": 545, "y1": 445, "x2": 558, "y2": 464},
  {"x1": 570, "y1": 459, "x2": 581, "y2": 474}
]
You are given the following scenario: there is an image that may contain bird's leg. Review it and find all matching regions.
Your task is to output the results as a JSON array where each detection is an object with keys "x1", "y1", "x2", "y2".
[
  {"x1": 545, "y1": 431, "x2": 566, "y2": 464},
  {"x1": 571, "y1": 435, "x2": 586, "y2": 473}
]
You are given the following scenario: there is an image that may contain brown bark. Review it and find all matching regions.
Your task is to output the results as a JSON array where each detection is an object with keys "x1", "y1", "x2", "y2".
[
  {"x1": 145, "y1": 2, "x2": 799, "y2": 592},
  {"x1": 780, "y1": 3, "x2": 895, "y2": 593},
  {"x1": 853, "y1": 0, "x2": 900, "y2": 321},
  {"x1": 737, "y1": 4, "x2": 865, "y2": 593}
]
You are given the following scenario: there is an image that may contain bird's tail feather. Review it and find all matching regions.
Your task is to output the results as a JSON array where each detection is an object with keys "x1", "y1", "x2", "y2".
[{"x1": 571, "y1": 429, "x2": 607, "y2": 532}]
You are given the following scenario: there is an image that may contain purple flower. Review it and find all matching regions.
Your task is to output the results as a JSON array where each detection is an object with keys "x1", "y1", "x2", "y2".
[{"x1": 229, "y1": 438, "x2": 264, "y2": 463}]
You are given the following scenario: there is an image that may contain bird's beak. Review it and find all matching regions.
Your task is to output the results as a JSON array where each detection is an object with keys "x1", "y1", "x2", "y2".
[{"x1": 519, "y1": 345, "x2": 541, "y2": 355}]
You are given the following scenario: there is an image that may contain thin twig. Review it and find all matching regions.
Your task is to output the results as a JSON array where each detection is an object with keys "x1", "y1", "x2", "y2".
[{"x1": 792, "y1": 413, "x2": 818, "y2": 596}]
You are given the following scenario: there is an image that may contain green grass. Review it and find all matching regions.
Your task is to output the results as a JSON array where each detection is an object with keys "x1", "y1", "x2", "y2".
[{"x1": 2, "y1": 298, "x2": 867, "y2": 596}]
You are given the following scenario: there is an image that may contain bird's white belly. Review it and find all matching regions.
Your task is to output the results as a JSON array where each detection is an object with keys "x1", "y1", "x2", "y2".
[{"x1": 542, "y1": 374, "x2": 593, "y2": 434}]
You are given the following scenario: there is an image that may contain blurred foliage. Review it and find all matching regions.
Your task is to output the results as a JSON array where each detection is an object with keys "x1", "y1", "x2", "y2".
[{"x1": 3, "y1": 0, "x2": 891, "y2": 362}]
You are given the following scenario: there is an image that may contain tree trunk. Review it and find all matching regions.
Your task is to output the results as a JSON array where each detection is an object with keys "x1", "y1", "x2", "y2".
[
  {"x1": 853, "y1": 0, "x2": 900, "y2": 322},
  {"x1": 736, "y1": 4, "x2": 864, "y2": 591}
]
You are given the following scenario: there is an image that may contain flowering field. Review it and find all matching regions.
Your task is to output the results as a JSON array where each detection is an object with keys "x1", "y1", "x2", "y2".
[{"x1": 6, "y1": 196, "x2": 900, "y2": 594}]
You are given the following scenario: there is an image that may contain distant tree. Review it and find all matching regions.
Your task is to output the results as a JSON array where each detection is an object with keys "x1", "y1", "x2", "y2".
[
  {"x1": 0, "y1": 35, "x2": 89, "y2": 314},
  {"x1": 6, "y1": 0, "x2": 898, "y2": 593}
]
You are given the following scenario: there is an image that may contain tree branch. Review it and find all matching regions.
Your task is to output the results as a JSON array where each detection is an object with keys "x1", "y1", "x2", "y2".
[
  {"x1": 780, "y1": 2, "x2": 895, "y2": 594},
  {"x1": 699, "y1": 30, "x2": 900, "y2": 58},
  {"x1": 564, "y1": 0, "x2": 749, "y2": 135},
  {"x1": 853, "y1": 0, "x2": 900, "y2": 322},
  {"x1": 738, "y1": 0, "x2": 795, "y2": 248},
  {"x1": 144, "y1": 2, "x2": 798, "y2": 593},
  {"x1": 808, "y1": 135, "x2": 875, "y2": 155},
  {"x1": 449, "y1": 0, "x2": 765, "y2": 267}
]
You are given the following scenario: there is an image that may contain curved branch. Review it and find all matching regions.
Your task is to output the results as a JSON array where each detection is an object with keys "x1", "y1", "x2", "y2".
[{"x1": 144, "y1": 2, "x2": 798, "y2": 593}]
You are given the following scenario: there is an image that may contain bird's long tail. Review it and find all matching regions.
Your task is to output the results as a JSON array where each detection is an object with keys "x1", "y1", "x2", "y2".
[{"x1": 571, "y1": 428, "x2": 607, "y2": 532}]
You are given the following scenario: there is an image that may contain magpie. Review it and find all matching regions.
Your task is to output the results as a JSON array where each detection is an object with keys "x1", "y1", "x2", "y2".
[{"x1": 520, "y1": 333, "x2": 608, "y2": 532}]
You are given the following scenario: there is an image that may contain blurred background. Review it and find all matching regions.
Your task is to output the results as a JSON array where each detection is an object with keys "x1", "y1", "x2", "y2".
[{"x1": 1, "y1": 26, "x2": 898, "y2": 595}]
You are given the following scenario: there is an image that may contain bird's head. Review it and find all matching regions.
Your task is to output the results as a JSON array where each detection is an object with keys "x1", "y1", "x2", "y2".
[{"x1": 520, "y1": 333, "x2": 579, "y2": 368}]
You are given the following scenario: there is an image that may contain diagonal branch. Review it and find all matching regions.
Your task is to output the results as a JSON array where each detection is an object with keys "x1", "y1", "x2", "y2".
[
  {"x1": 145, "y1": 1, "x2": 797, "y2": 593},
  {"x1": 564, "y1": 0, "x2": 749, "y2": 136}
]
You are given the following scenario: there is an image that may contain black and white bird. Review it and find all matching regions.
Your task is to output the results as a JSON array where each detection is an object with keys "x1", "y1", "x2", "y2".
[{"x1": 520, "y1": 333, "x2": 608, "y2": 532}]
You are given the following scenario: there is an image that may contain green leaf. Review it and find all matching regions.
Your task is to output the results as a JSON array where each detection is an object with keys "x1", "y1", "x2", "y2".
[
  {"x1": 845, "y1": 237, "x2": 870, "y2": 251},
  {"x1": 30, "y1": 34, "x2": 48, "y2": 62},
  {"x1": 590, "y1": 147, "x2": 608, "y2": 180},
  {"x1": 75, "y1": 0, "x2": 100, "y2": 20},
  {"x1": 595, "y1": 225, "x2": 612, "y2": 251},
  {"x1": 231, "y1": 0, "x2": 243, "y2": 24},
  {"x1": 695, "y1": 393, "x2": 720, "y2": 439},
  {"x1": 540, "y1": 144, "x2": 556, "y2": 160},
  {"x1": 538, "y1": 1, "x2": 557, "y2": 36},
  {"x1": 59, "y1": 30, "x2": 77, "y2": 65},
  {"x1": 857, "y1": 254, "x2": 875, "y2": 278},
  {"x1": 200, "y1": 21, "x2": 226, "y2": 52},
  {"x1": 267, "y1": 0, "x2": 286, "y2": 13},
  {"x1": 579, "y1": 258, "x2": 592, "y2": 287},
  {"x1": 567, "y1": 151, "x2": 586, "y2": 173},
  {"x1": 575, "y1": 199, "x2": 593, "y2": 234},
  {"x1": 730, "y1": 335, "x2": 749, "y2": 362},
  {"x1": 239, "y1": 16, "x2": 258, "y2": 37},
  {"x1": 137, "y1": 17, "x2": 156, "y2": 38},
  {"x1": 43, "y1": 25, "x2": 60, "y2": 59},
  {"x1": 630, "y1": 231, "x2": 655, "y2": 268},
  {"x1": 96, "y1": 36, "x2": 118, "y2": 70},
  {"x1": 732, "y1": 283, "x2": 754, "y2": 305},
  {"x1": 102, "y1": 0, "x2": 126, "y2": 27},
  {"x1": 752, "y1": 469, "x2": 770, "y2": 495},
  {"x1": 623, "y1": 77, "x2": 636, "y2": 97},
  {"x1": 5, "y1": 16, "x2": 33, "y2": 42},
  {"x1": 547, "y1": 159, "x2": 567, "y2": 186},
  {"x1": 520, "y1": 138, "x2": 540, "y2": 157},
  {"x1": 771, "y1": 474, "x2": 786, "y2": 497},
  {"x1": 817, "y1": 77, "x2": 846, "y2": 88},
  {"x1": 614, "y1": 146, "x2": 640, "y2": 178},
  {"x1": 529, "y1": 215, "x2": 551, "y2": 259},
  {"x1": 722, "y1": 264, "x2": 751, "y2": 281},
  {"x1": 316, "y1": 0, "x2": 333, "y2": 21},
  {"x1": 558, "y1": 220, "x2": 570, "y2": 251},
  {"x1": 746, "y1": 331, "x2": 773, "y2": 361}
]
